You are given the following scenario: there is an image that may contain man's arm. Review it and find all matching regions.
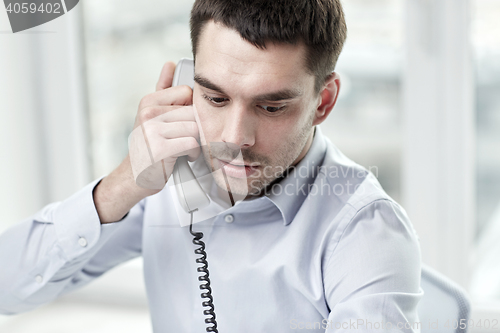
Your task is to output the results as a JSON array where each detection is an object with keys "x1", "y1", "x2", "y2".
[
  {"x1": 0, "y1": 178, "x2": 144, "y2": 314},
  {"x1": 0, "y1": 61, "x2": 200, "y2": 314},
  {"x1": 322, "y1": 199, "x2": 423, "y2": 332}
]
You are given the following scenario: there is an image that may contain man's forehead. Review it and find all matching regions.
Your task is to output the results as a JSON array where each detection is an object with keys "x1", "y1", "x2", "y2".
[
  {"x1": 194, "y1": 21, "x2": 314, "y2": 96},
  {"x1": 196, "y1": 21, "x2": 309, "y2": 76}
]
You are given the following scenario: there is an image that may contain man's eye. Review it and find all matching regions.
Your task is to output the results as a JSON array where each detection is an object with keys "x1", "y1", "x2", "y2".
[
  {"x1": 203, "y1": 95, "x2": 228, "y2": 105},
  {"x1": 259, "y1": 105, "x2": 285, "y2": 113}
]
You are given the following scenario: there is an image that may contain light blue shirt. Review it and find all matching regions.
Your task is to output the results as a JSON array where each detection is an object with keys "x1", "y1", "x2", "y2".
[{"x1": 0, "y1": 125, "x2": 423, "y2": 332}]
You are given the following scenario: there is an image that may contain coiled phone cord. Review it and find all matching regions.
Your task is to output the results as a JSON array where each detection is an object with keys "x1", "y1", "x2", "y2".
[{"x1": 189, "y1": 212, "x2": 219, "y2": 333}]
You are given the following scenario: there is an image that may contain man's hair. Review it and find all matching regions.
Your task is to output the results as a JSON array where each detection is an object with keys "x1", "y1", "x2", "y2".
[{"x1": 190, "y1": 0, "x2": 347, "y2": 93}]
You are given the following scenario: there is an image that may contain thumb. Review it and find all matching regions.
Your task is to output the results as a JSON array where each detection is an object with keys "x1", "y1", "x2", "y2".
[{"x1": 155, "y1": 62, "x2": 176, "y2": 91}]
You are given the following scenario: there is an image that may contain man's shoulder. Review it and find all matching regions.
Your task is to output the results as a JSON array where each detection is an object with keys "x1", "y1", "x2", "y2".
[
  {"x1": 312, "y1": 136, "x2": 393, "y2": 213},
  {"x1": 317, "y1": 140, "x2": 420, "y2": 267},
  {"x1": 308, "y1": 136, "x2": 418, "y2": 241}
]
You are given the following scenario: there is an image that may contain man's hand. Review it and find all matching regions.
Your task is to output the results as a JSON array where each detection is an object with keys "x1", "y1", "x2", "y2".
[{"x1": 93, "y1": 62, "x2": 200, "y2": 223}]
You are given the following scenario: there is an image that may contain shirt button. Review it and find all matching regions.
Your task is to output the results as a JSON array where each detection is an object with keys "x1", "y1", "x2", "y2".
[
  {"x1": 224, "y1": 214, "x2": 234, "y2": 223},
  {"x1": 35, "y1": 275, "x2": 43, "y2": 284},
  {"x1": 78, "y1": 237, "x2": 88, "y2": 247}
]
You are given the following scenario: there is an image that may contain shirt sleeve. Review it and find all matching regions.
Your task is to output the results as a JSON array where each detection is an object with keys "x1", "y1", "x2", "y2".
[
  {"x1": 322, "y1": 199, "x2": 424, "y2": 332},
  {"x1": 0, "y1": 178, "x2": 144, "y2": 315}
]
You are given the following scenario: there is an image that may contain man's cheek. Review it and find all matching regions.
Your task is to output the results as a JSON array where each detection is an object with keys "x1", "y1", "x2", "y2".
[
  {"x1": 197, "y1": 118, "x2": 214, "y2": 144},
  {"x1": 252, "y1": 168, "x2": 262, "y2": 179},
  {"x1": 198, "y1": 115, "x2": 221, "y2": 143}
]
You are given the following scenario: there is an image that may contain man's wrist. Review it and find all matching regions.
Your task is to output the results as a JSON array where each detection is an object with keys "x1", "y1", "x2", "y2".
[{"x1": 93, "y1": 157, "x2": 157, "y2": 223}]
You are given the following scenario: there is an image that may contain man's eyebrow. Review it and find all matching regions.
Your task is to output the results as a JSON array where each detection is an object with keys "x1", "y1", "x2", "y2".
[
  {"x1": 194, "y1": 74, "x2": 303, "y2": 101},
  {"x1": 254, "y1": 89, "x2": 302, "y2": 102},
  {"x1": 194, "y1": 75, "x2": 226, "y2": 95}
]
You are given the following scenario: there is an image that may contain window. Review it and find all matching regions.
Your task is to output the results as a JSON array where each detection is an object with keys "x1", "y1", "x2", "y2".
[
  {"x1": 470, "y1": 0, "x2": 500, "y2": 303},
  {"x1": 83, "y1": 0, "x2": 194, "y2": 177},
  {"x1": 326, "y1": 0, "x2": 403, "y2": 202}
]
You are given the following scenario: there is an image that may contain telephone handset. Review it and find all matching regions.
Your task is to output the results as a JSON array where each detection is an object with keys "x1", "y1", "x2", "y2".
[
  {"x1": 171, "y1": 59, "x2": 219, "y2": 333},
  {"x1": 171, "y1": 59, "x2": 211, "y2": 214}
]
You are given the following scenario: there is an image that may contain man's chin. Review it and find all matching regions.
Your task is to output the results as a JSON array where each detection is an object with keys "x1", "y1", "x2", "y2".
[
  {"x1": 213, "y1": 172, "x2": 250, "y2": 196},
  {"x1": 214, "y1": 173, "x2": 272, "y2": 198}
]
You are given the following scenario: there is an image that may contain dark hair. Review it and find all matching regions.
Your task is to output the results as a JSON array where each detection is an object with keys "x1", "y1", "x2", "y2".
[{"x1": 190, "y1": 0, "x2": 347, "y2": 93}]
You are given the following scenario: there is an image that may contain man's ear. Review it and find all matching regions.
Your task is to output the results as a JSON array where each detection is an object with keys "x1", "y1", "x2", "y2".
[{"x1": 313, "y1": 72, "x2": 341, "y2": 126}]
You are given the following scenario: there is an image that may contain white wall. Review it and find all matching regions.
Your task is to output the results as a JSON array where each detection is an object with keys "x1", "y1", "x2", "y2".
[
  {"x1": 402, "y1": 0, "x2": 475, "y2": 289},
  {"x1": 0, "y1": 5, "x2": 90, "y2": 233}
]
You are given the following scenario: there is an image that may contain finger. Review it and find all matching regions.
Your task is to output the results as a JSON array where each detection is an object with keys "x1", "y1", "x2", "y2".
[
  {"x1": 136, "y1": 105, "x2": 195, "y2": 128},
  {"x1": 135, "y1": 105, "x2": 187, "y2": 128},
  {"x1": 139, "y1": 85, "x2": 193, "y2": 110},
  {"x1": 143, "y1": 121, "x2": 199, "y2": 142},
  {"x1": 160, "y1": 121, "x2": 199, "y2": 141},
  {"x1": 167, "y1": 137, "x2": 201, "y2": 162},
  {"x1": 155, "y1": 107, "x2": 196, "y2": 123},
  {"x1": 151, "y1": 137, "x2": 201, "y2": 164},
  {"x1": 156, "y1": 62, "x2": 176, "y2": 91}
]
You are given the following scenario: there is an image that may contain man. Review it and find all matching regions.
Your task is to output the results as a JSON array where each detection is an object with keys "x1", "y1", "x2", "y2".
[{"x1": 0, "y1": 0, "x2": 422, "y2": 332}]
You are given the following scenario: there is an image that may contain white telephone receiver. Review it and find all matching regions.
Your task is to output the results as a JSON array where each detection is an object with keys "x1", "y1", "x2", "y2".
[
  {"x1": 171, "y1": 59, "x2": 211, "y2": 214},
  {"x1": 173, "y1": 60, "x2": 222, "y2": 333}
]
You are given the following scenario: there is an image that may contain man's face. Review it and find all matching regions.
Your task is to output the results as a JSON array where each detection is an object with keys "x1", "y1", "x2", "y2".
[{"x1": 193, "y1": 21, "x2": 321, "y2": 197}]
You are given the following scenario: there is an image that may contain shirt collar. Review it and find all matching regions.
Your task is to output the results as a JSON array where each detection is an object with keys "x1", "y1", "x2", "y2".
[{"x1": 263, "y1": 125, "x2": 327, "y2": 225}]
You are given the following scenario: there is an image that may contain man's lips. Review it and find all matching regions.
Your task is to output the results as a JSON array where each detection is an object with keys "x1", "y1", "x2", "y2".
[
  {"x1": 217, "y1": 158, "x2": 260, "y2": 168},
  {"x1": 216, "y1": 158, "x2": 259, "y2": 178},
  {"x1": 219, "y1": 159, "x2": 245, "y2": 166}
]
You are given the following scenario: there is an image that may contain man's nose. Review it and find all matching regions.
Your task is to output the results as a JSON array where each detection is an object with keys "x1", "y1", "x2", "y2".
[{"x1": 220, "y1": 105, "x2": 256, "y2": 149}]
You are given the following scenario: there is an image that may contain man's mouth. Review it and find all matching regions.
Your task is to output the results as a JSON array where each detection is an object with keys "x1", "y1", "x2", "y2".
[{"x1": 216, "y1": 158, "x2": 259, "y2": 178}]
